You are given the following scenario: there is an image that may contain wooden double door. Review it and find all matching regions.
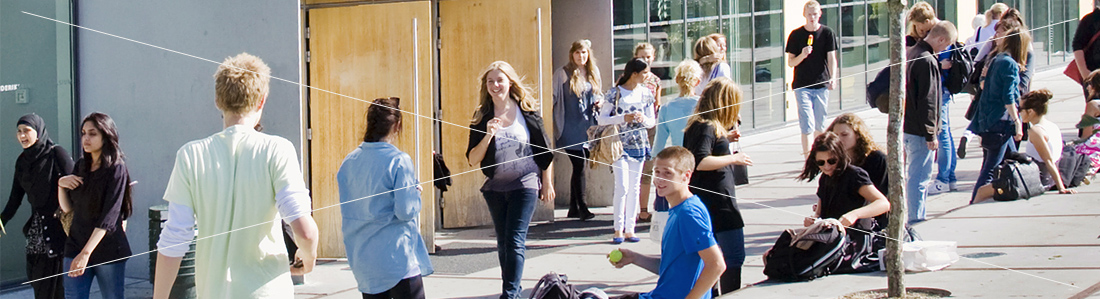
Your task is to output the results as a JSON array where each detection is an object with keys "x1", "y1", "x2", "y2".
[{"x1": 307, "y1": 0, "x2": 552, "y2": 257}]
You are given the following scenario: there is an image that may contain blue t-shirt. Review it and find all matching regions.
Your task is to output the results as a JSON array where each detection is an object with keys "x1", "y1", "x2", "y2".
[{"x1": 644, "y1": 195, "x2": 717, "y2": 299}]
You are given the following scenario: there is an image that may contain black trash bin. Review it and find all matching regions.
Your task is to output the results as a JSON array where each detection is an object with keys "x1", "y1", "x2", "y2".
[{"x1": 149, "y1": 204, "x2": 197, "y2": 299}]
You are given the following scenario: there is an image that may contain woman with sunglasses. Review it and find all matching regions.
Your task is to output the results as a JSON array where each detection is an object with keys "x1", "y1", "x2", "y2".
[{"x1": 797, "y1": 132, "x2": 890, "y2": 273}]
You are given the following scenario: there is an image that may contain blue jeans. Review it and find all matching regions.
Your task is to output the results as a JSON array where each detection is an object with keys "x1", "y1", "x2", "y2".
[
  {"x1": 904, "y1": 134, "x2": 935, "y2": 223},
  {"x1": 936, "y1": 94, "x2": 957, "y2": 184},
  {"x1": 483, "y1": 188, "x2": 539, "y2": 299},
  {"x1": 714, "y1": 229, "x2": 745, "y2": 293},
  {"x1": 795, "y1": 87, "x2": 829, "y2": 135},
  {"x1": 972, "y1": 132, "x2": 1017, "y2": 202},
  {"x1": 62, "y1": 258, "x2": 126, "y2": 299}
]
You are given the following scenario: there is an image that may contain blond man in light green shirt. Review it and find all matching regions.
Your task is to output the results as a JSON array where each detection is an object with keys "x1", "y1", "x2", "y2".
[{"x1": 154, "y1": 53, "x2": 319, "y2": 298}]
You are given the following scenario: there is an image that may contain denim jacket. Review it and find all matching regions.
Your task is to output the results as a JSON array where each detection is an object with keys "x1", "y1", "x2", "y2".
[
  {"x1": 968, "y1": 53, "x2": 1020, "y2": 134},
  {"x1": 338, "y1": 142, "x2": 434, "y2": 294}
]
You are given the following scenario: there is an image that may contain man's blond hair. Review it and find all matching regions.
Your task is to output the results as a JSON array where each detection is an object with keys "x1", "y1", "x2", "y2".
[
  {"x1": 215, "y1": 53, "x2": 271, "y2": 115},
  {"x1": 804, "y1": 0, "x2": 820, "y2": 12}
]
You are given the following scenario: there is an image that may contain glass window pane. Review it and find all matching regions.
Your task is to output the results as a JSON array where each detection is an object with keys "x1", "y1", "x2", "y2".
[
  {"x1": 752, "y1": 11, "x2": 786, "y2": 129},
  {"x1": 614, "y1": 0, "x2": 648, "y2": 26},
  {"x1": 1, "y1": 0, "x2": 76, "y2": 285},
  {"x1": 651, "y1": 23, "x2": 686, "y2": 96},
  {"x1": 650, "y1": 0, "x2": 684, "y2": 97},
  {"x1": 820, "y1": 6, "x2": 843, "y2": 113},
  {"x1": 726, "y1": 15, "x2": 753, "y2": 85},
  {"x1": 839, "y1": 3, "x2": 866, "y2": 111},
  {"x1": 614, "y1": 28, "x2": 648, "y2": 79},
  {"x1": 685, "y1": 0, "x2": 719, "y2": 19}
]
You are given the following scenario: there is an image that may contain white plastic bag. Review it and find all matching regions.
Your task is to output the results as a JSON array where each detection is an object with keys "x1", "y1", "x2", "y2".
[
  {"x1": 649, "y1": 211, "x2": 669, "y2": 245},
  {"x1": 879, "y1": 241, "x2": 959, "y2": 272}
]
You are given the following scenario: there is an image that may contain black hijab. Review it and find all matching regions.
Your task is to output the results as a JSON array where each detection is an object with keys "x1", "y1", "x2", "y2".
[{"x1": 15, "y1": 114, "x2": 56, "y2": 177}]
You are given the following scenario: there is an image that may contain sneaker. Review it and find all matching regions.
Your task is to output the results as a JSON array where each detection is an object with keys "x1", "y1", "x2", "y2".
[
  {"x1": 949, "y1": 181, "x2": 958, "y2": 191},
  {"x1": 928, "y1": 180, "x2": 950, "y2": 195},
  {"x1": 957, "y1": 136, "x2": 968, "y2": 159}
]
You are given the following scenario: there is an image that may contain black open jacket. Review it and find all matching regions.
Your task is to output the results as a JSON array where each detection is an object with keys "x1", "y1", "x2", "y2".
[{"x1": 466, "y1": 106, "x2": 554, "y2": 179}]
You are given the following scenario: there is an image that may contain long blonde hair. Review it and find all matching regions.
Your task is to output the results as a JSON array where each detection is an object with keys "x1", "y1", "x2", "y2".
[
  {"x1": 686, "y1": 77, "x2": 741, "y2": 137},
  {"x1": 471, "y1": 61, "x2": 539, "y2": 124},
  {"x1": 693, "y1": 36, "x2": 722, "y2": 76},
  {"x1": 566, "y1": 40, "x2": 602, "y2": 97}
]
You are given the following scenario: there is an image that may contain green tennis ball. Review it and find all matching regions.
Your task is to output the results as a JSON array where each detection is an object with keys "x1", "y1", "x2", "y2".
[{"x1": 608, "y1": 249, "x2": 623, "y2": 263}]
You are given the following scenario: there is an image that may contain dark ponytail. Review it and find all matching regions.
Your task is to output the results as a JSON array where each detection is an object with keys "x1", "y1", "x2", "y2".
[
  {"x1": 363, "y1": 97, "x2": 403, "y2": 142},
  {"x1": 616, "y1": 58, "x2": 649, "y2": 87},
  {"x1": 1020, "y1": 88, "x2": 1053, "y2": 116}
]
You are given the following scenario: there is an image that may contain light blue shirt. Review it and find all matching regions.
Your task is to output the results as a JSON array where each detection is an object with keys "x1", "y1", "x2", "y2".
[
  {"x1": 338, "y1": 142, "x2": 433, "y2": 294},
  {"x1": 652, "y1": 96, "x2": 699, "y2": 154}
]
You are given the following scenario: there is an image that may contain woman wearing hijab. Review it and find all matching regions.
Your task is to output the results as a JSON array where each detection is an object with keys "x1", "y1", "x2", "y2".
[{"x1": 2, "y1": 113, "x2": 74, "y2": 299}]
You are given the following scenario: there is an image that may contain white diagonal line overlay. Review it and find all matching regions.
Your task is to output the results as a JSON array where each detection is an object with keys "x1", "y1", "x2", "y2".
[{"x1": 20, "y1": 11, "x2": 1082, "y2": 289}]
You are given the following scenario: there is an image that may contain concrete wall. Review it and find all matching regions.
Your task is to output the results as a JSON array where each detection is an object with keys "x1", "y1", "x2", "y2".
[
  {"x1": 76, "y1": 1, "x2": 302, "y2": 278},
  {"x1": 551, "y1": 0, "x2": 616, "y2": 208},
  {"x1": 0, "y1": 0, "x2": 74, "y2": 285}
]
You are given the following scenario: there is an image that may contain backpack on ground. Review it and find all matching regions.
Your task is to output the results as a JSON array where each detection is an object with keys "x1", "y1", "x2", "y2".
[
  {"x1": 529, "y1": 272, "x2": 580, "y2": 299},
  {"x1": 762, "y1": 224, "x2": 848, "y2": 282},
  {"x1": 1058, "y1": 144, "x2": 1091, "y2": 188},
  {"x1": 991, "y1": 153, "x2": 1045, "y2": 201},
  {"x1": 945, "y1": 42, "x2": 975, "y2": 95}
]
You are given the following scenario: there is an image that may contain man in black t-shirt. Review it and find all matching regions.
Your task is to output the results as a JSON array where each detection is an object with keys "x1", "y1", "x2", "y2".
[
  {"x1": 786, "y1": 0, "x2": 839, "y2": 157},
  {"x1": 1073, "y1": 0, "x2": 1100, "y2": 97}
]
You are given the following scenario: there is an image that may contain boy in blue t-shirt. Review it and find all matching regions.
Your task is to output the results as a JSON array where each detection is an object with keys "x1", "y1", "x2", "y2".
[{"x1": 610, "y1": 146, "x2": 726, "y2": 299}]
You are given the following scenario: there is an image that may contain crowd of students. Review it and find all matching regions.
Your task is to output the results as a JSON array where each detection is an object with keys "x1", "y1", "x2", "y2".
[{"x1": 5, "y1": 1, "x2": 1100, "y2": 299}]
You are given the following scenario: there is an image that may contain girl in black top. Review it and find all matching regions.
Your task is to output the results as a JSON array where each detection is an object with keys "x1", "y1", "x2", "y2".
[
  {"x1": 797, "y1": 132, "x2": 890, "y2": 273},
  {"x1": 58, "y1": 113, "x2": 132, "y2": 299},
  {"x1": 826, "y1": 113, "x2": 889, "y2": 227},
  {"x1": 682, "y1": 77, "x2": 751, "y2": 294},
  {"x1": 3, "y1": 114, "x2": 73, "y2": 299}
]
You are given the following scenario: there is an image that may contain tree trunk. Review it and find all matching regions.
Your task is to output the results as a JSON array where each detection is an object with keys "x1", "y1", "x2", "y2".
[{"x1": 886, "y1": 0, "x2": 908, "y2": 297}]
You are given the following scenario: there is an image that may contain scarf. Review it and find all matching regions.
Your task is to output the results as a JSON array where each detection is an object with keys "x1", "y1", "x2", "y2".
[{"x1": 15, "y1": 114, "x2": 57, "y2": 194}]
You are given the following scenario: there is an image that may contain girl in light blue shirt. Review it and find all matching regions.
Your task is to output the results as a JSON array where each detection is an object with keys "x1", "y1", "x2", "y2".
[
  {"x1": 338, "y1": 97, "x2": 433, "y2": 298},
  {"x1": 653, "y1": 59, "x2": 704, "y2": 154}
]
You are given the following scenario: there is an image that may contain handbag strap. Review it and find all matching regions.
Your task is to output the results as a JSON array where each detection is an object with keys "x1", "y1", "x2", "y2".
[
  {"x1": 610, "y1": 87, "x2": 622, "y2": 116},
  {"x1": 1085, "y1": 29, "x2": 1100, "y2": 52}
]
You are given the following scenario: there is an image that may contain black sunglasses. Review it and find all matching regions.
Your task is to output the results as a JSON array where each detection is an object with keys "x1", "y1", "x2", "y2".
[{"x1": 815, "y1": 158, "x2": 838, "y2": 166}]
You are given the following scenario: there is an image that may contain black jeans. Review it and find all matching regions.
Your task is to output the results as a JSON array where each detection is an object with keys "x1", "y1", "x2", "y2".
[
  {"x1": 565, "y1": 149, "x2": 591, "y2": 216},
  {"x1": 362, "y1": 276, "x2": 425, "y2": 299},
  {"x1": 28, "y1": 253, "x2": 65, "y2": 299}
]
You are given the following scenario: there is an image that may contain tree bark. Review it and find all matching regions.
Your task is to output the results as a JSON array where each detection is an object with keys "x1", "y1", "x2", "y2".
[{"x1": 886, "y1": 0, "x2": 908, "y2": 297}]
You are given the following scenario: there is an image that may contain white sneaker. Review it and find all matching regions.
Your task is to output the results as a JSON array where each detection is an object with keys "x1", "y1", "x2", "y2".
[
  {"x1": 949, "y1": 181, "x2": 958, "y2": 191},
  {"x1": 928, "y1": 180, "x2": 950, "y2": 195}
]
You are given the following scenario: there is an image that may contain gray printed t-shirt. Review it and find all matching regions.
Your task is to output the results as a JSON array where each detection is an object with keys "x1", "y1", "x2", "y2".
[{"x1": 481, "y1": 105, "x2": 541, "y2": 192}]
